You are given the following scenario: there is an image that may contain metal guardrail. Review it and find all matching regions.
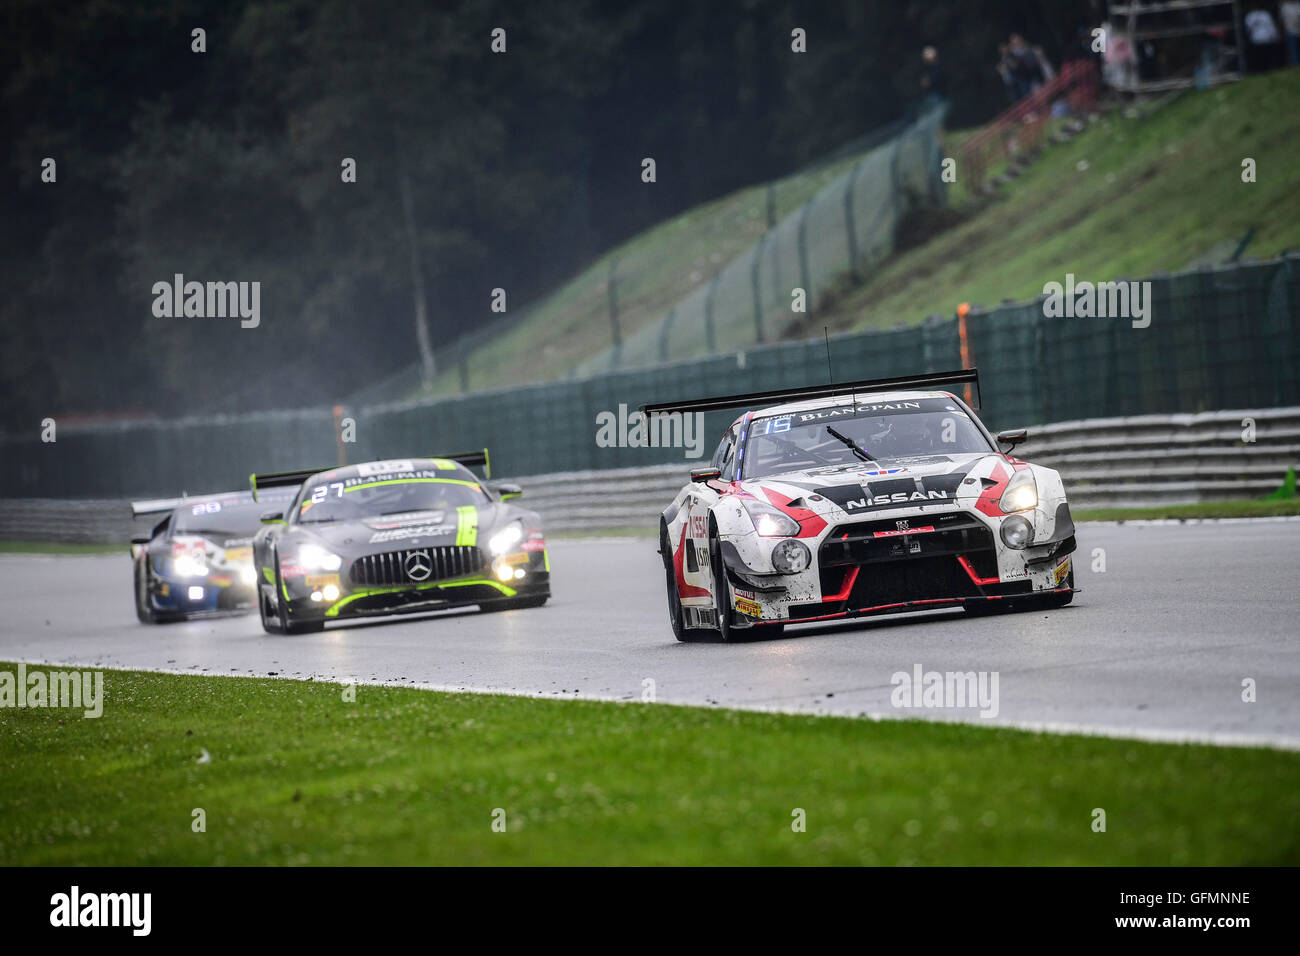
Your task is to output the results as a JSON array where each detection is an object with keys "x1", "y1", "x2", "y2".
[{"x1": 2, "y1": 408, "x2": 1296, "y2": 542}]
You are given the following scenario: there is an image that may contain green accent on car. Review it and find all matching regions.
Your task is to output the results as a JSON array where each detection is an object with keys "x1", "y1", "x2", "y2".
[
  {"x1": 483, "y1": 447, "x2": 491, "y2": 480},
  {"x1": 455, "y1": 506, "x2": 478, "y2": 546},
  {"x1": 324, "y1": 576, "x2": 516, "y2": 617},
  {"x1": 500, "y1": 491, "x2": 521, "y2": 501},
  {"x1": 429, "y1": 458, "x2": 457, "y2": 470},
  {"x1": 262, "y1": 567, "x2": 274, "y2": 584},
  {"x1": 249, "y1": 472, "x2": 258, "y2": 501},
  {"x1": 342, "y1": 477, "x2": 481, "y2": 492},
  {"x1": 543, "y1": 549, "x2": 550, "y2": 572}
]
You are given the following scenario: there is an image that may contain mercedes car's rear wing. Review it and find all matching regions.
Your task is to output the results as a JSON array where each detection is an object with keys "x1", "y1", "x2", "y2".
[
  {"x1": 640, "y1": 367, "x2": 981, "y2": 416},
  {"x1": 436, "y1": 449, "x2": 492, "y2": 479},
  {"x1": 250, "y1": 450, "x2": 491, "y2": 501}
]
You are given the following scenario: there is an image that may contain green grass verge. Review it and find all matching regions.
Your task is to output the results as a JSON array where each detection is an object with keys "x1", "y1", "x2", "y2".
[
  {"x1": 1075, "y1": 498, "x2": 1300, "y2": 522},
  {"x1": 0, "y1": 540, "x2": 124, "y2": 554},
  {"x1": 2, "y1": 665, "x2": 1297, "y2": 865}
]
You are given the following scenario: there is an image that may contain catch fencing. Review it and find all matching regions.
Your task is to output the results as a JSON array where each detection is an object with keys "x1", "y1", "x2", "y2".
[{"x1": 0, "y1": 254, "x2": 1297, "y2": 500}]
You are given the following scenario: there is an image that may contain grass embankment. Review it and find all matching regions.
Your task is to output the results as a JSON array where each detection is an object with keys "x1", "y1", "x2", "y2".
[
  {"x1": 2, "y1": 665, "x2": 1297, "y2": 865},
  {"x1": 425, "y1": 70, "x2": 1300, "y2": 392}
]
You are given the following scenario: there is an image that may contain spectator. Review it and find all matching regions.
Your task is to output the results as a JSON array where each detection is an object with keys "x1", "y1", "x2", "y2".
[
  {"x1": 995, "y1": 43, "x2": 1017, "y2": 103},
  {"x1": 1244, "y1": 5, "x2": 1283, "y2": 71},
  {"x1": 1007, "y1": 33, "x2": 1045, "y2": 100},
  {"x1": 1099, "y1": 22, "x2": 1136, "y2": 90},
  {"x1": 1281, "y1": 0, "x2": 1300, "y2": 65},
  {"x1": 919, "y1": 46, "x2": 948, "y2": 103}
]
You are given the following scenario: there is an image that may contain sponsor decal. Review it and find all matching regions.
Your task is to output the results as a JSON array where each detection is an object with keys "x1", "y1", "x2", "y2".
[
  {"x1": 859, "y1": 468, "x2": 906, "y2": 477},
  {"x1": 522, "y1": 539, "x2": 547, "y2": 552},
  {"x1": 1054, "y1": 555, "x2": 1071, "y2": 586},
  {"x1": 305, "y1": 573, "x2": 339, "y2": 589},
  {"x1": 734, "y1": 587, "x2": 757, "y2": 600},
  {"x1": 223, "y1": 546, "x2": 252, "y2": 563},
  {"x1": 734, "y1": 597, "x2": 762, "y2": 618},
  {"x1": 846, "y1": 490, "x2": 950, "y2": 510},
  {"x1": 368, "y1": 524, "x2": 455, "y2": 544},
  {"x1": 366, "y1": 510, "x2": 446, "y2": 529}
]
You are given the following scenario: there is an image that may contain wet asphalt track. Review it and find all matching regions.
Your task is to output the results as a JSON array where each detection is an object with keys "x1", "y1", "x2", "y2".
[{"x1": 2, "y1": 520, "x2": 1297, "y2": 748}]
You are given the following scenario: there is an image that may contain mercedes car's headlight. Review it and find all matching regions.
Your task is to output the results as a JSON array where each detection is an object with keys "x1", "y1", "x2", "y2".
[
  {"x1": 297, "y1": 543, "x2": 342, "y2": 571},
  {"x1": 488, "y1": 522, "x2": 523, "y2": 556},
  {"x1": 999, "y1": 470, "x2": 1038, "y2": 513},
  {"x1": 741, "y1": 499, "x2": 801, "y2": 537}
]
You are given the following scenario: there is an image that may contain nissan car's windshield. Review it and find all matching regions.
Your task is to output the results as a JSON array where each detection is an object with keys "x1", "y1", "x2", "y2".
[
  {"x1": 744, "y1": 398, "x2": 992, "y2": 478},
  {"x1": 295, "y1": 474, "x2": 489, "y2": 523}
]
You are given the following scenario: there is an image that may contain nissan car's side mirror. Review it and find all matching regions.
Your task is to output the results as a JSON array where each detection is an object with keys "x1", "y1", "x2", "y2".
[
  {"x1": 493, "y1": 482, "x2": 523, "y2": 500},
  {"x1": 690, "y1": 467, "x2": 722, "y2": 483},
  {"x1": 996, "y1": 428, "x2": 1028, "y2": 450},
  {"x1": 130, "y1": 534, "x2": 152, "y2": 546},
  {"x1": 260, "y1": 510, "x2": 285, "y2": 525}
]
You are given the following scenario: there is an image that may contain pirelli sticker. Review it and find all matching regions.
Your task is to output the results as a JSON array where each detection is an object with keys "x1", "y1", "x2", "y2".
[
  {"x1": 1053, "y1": 556, "x2": 1071, "y2": 586},
  {"x1": 735, "y1": 597, "x2": 762, "y2": 618}
]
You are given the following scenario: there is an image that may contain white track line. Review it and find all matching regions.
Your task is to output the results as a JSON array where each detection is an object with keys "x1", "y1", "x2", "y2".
[{"x1": 10, "y1": 657, "x2": 1299, "y2": 753}]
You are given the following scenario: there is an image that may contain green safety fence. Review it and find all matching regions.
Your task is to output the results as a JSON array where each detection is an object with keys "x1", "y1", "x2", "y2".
[{"x1": 3, "y1": 255, "x2": 1297, "y2": 498}]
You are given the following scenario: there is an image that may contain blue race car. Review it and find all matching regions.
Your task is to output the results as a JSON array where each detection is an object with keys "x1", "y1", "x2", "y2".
[{"x1": 130, "y1": 490, "x2": 292, "y2": 623}]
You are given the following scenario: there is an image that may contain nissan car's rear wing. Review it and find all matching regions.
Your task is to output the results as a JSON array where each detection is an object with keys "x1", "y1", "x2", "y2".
[{"x1": 640, "y1": 368, "x2": 981, "y2": 416}]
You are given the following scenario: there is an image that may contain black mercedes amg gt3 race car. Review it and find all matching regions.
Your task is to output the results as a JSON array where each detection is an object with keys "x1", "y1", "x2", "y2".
[{"x1": 249, "y1": 451, "x2": 549, "y2": 633}]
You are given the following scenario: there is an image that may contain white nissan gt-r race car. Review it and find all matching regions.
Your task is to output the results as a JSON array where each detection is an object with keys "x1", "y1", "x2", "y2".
[{"x1": 650, "y1": 369, "x2": 1077, "y2": 642}]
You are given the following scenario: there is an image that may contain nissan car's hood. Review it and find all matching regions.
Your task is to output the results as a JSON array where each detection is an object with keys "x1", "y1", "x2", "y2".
[{"x1": 741, "y1": 453, "x2": 1010, "y2": 519}]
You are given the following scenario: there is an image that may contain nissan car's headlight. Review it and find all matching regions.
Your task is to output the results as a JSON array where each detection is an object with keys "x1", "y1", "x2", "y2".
[
  {"x1": 297, "y1": 543, "x2": 342, "y2": 571},
  {"x1": 999, "y1": 470, "x2": 1038, "y2": 513},
  {"x1": 488, "y1": 522, "x2": 523, "y2": 556},
  {"x1": 741, "y1": 499, "x2": 800, "y2": 537},
  {"x1": 1000, "y1": 515, "x2": 1033, "y2": 549},
  {"x1": 772, "y1": 539, "x2": 811, "y2": 574}
]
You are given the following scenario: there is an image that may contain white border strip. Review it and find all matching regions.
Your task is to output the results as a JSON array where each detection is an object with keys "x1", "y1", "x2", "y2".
[{"x1": 10, "y1": 657, "x2": 1299, "y2": 753}]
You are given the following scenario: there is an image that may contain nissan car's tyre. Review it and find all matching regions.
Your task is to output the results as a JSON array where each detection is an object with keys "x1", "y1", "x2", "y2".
[
  {"x1": 661, "y1": 523, "x2": 704, "y2": 642},
  {"x1": 710, "y1": 530, "x2": 754, "y2": 643}
]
